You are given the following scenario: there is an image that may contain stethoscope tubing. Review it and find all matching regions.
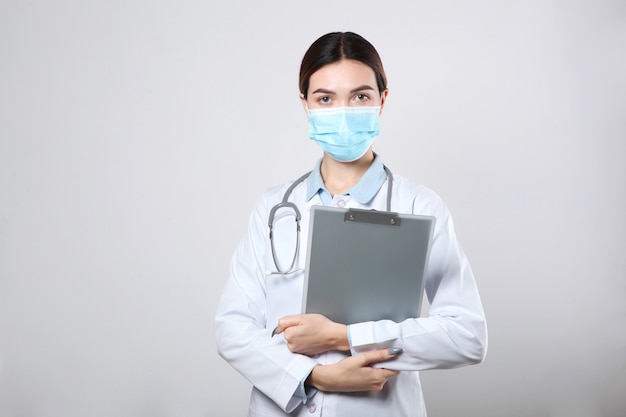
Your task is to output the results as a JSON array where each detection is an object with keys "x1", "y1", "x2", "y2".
[{"x1": 267, "y1": 166, "x2": 393, "y2": 275}]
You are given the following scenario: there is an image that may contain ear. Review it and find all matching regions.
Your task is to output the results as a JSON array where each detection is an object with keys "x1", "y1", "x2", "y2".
[
  {"x1": 379, "y1": 89, "x2": 389, "y2": 115},
  {"x1": 299, "y1": 93, "x2": 308, "y2": 115}
]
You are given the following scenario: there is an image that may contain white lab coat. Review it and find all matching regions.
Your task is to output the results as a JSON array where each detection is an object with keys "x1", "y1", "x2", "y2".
[{"x1": 215, "y1": 164, "x2": 487, "y2": 417}]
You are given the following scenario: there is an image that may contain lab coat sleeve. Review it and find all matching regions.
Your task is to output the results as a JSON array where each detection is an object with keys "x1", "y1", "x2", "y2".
[
  {"x1": 215, "y1": 196, "x2": 318, "y2": 413},
  {"x1": 347, "y1": 195, "x2": 488, "y2": 370}
]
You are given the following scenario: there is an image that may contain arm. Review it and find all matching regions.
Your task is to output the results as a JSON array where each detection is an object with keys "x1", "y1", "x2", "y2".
[
  {"x1": 215, "y1": 198, "x2": 318, "y2": 413},
  {"x1": 306, "y1": 349, "x2": 401, "y2": 392},
  {"x1": 347, "y1": 196, "x2": 488, "y2": 371}
]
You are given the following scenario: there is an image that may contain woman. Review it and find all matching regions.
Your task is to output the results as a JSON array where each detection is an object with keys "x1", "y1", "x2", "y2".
[{"x1": 215, "y1": 31, "x2": 487, "y2": 417}]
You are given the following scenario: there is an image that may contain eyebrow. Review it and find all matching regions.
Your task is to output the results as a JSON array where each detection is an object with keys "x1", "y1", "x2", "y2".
[{"x1": 310, "y1": 85, "x2": 376, "y2": 95}]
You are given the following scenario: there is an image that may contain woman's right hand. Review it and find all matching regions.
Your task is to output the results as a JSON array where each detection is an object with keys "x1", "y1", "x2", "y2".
[{"x1": 306, "y1": 348, "x2": 401, "y2": 392}]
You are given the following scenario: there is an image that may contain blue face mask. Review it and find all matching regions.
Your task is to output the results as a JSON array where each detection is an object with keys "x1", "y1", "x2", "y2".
[{"x1": 308, "y1": 106, "x2": 380, "y2": 162}]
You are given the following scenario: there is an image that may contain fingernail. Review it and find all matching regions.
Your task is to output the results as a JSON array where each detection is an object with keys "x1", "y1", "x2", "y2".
[
  {"x1": 271, "y1": 326, "x2": 279, "y2": 337},
  {"x1": 388, "y1": 347, "x2": 402, "y2": 355}
]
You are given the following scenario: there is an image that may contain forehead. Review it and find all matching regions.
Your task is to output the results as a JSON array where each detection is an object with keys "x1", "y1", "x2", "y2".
[{"x1": 308, "y1": 59, "x2": 377, "y2": 91}]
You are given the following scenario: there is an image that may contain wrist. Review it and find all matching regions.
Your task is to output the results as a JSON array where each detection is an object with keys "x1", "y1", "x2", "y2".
[
  {"x1": 307, "y1": 364, "x2": 330, "y2": 391},
  {"x1": 331, "y1": 323, "x2": 350, "y2": 351}
]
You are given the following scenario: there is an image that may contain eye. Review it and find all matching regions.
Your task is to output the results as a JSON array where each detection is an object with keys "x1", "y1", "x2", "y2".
[
  {"x1": 319, "y1": 96, "x2": 332, "y2": 104},
  {"x1": 354, "y1": 93, "x2": 370, "y2": 102}
]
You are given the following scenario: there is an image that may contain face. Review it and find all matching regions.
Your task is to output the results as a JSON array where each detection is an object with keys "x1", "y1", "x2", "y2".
[{"x1": 301, "y1": 59, "x2": 388, "y2": 113}]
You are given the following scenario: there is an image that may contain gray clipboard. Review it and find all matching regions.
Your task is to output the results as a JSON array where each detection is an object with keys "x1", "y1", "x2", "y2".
[{"x1": 302, "y1": 206, "x2": 435, "y2": 325}]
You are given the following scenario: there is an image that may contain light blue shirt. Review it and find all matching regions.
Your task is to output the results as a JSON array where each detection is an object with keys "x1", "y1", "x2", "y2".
[{"x1": 306, "y1": 155, "x2": 388, "y2": 206}]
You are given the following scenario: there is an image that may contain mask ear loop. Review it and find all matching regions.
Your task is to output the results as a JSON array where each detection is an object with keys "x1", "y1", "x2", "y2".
[{"x1": 303, "y1": 97, "x2": 310, "y2": 119}]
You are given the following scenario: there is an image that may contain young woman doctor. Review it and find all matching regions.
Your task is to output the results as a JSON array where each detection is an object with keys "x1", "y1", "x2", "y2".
[{"x1": 215, "y1": 32, "x2": 487, "y2": 417}]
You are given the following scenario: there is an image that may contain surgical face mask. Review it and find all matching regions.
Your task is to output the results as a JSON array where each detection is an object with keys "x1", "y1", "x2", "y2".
[{"x1": 308, "y1": 106, "x2": 380, "y2": 162}]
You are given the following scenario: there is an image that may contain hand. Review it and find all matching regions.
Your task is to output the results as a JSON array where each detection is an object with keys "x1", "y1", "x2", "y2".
[
  {"x1": 307, "y1": 348, "x2": 401, "y2": 392},
  {"x1": 272, "y1": 313, "x2": 349, "y2": 355}
]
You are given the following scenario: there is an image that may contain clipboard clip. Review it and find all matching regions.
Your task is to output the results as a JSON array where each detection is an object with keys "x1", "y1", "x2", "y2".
[{"x1": 344, "y1": 208, "x2": 401, "y2": 226}]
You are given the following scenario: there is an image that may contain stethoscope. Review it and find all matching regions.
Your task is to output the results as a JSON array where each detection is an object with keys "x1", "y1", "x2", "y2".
[{"x1": 266, "y1": 165, "x2": 394, "y2": 275}]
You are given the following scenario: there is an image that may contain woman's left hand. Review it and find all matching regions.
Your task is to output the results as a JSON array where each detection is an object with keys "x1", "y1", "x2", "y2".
[{"x1": 273, "y1": 314, "x2": 349, "y2": 356}]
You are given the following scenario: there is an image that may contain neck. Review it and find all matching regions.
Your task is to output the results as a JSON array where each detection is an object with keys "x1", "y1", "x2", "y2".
[{"x1": 320, "y1": 151, "x2": 374, "y2": 196}]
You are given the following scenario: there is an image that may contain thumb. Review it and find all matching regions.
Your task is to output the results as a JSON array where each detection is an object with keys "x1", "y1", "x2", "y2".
[
  {"x1": 359, "y1": 347, "x2": 403, "y2": 366},
  {"x1": 272, "y1": 314, "x2": 304, "y2": 337}
]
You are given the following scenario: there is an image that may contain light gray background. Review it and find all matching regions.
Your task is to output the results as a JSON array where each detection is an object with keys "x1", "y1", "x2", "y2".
[{"x1": 1, "y1": 1, "x2": 624, "y2": 416}]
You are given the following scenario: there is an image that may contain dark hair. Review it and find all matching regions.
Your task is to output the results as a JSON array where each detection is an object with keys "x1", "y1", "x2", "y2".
[{"x1": 299, "y1": 32, "x2": 387, "y2": 99}]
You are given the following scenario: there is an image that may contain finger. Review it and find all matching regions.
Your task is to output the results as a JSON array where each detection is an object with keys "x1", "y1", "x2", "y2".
[
  {"x1": 378, "y1": 368, "x2": 401, "y2": 380},
  {"x1": 272, "y1": 315, "x2": 304, "y2": 337},
  {"x1": 358, "y1": 347, "x2": 403, "y2": 365}
]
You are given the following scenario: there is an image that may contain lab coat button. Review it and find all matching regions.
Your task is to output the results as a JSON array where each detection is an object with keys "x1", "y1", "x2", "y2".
[
  {"x1": 337, "y1": 199, "x2": 346, "y2": 208},
  {"x1": 308, "y1": 403, "x2": 316, "y2": 413}
]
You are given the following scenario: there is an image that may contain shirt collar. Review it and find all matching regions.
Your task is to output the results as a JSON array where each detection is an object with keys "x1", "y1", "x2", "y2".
[{"x1": 306, "y1": 154, "x2": 387, "y2": 204}]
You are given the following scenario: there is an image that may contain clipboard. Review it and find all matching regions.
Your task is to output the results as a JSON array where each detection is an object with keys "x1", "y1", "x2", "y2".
[{"x1": 302, "y1": 206, "x2": 435, "y2": 324}]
